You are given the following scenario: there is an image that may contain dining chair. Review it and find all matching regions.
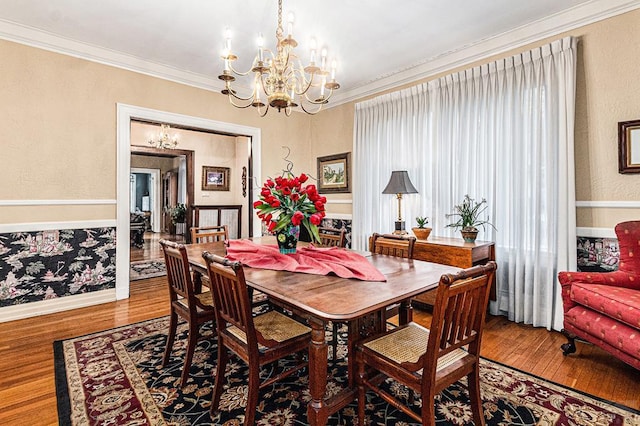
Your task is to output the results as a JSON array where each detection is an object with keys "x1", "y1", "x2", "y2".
[
  {"x1": 355, "y1": 261, "x2": 497, "y2": 426},
  {"x1": 159, "y1": 239, "x2": 216, "y2": 387},
  {"x1": 369, "y1": 233, "x2": 417, "y2": 326},
  {"x1": 190, "y1": 225, "x2": 229, "y2": 244},
  {"x1": 316, "y1": 226, "x2": 348, "y2": 360},
  {"x1": 202, "y1": 251, "x2": 311, "y2": 425},
  {"x1": 369, "y1": 232, "x2": 416, "y2": 258},
  {"x1": 318, "y1": 226, "x2": 347, "y2": 248}
]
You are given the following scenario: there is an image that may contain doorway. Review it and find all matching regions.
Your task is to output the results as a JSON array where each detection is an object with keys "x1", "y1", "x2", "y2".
[
  {"x1": 116, "y1": 104, "x2": 262, "y2": 300},
  {"x1": 130, "y1": 167, "x2": 161, "y2": 232}
]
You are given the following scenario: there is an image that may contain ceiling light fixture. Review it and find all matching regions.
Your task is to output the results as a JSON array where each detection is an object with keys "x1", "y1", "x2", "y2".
[
  {"x1": 218, "y1": 0, "x2": 339, "y2": 116},
  {"x1": 147, "y1": 124, "x2": 178, "y2": 149}
]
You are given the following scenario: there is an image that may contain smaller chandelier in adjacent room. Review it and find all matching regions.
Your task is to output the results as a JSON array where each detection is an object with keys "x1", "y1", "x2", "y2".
[
  {"x1": 147, "y1": 124, "x2": 178, "y2": 149},
  {"x1": 218, "y1": 0, "x2": 340, "y2": 116}
]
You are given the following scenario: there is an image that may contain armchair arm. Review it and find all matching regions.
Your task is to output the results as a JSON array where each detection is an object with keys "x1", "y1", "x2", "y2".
[{"x1": 558, "y1": 270, "x2": 640, "y2": 313}]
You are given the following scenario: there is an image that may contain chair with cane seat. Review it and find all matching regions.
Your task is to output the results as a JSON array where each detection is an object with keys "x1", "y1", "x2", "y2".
[
  {"x1": 318, "y1": 226, "x2": 347, "y2": 248},
  {"x1": 190, "y1": 225, "x2": 228, "y2": 244},
  {"x1": 202, "y1": 251, "x2": 311, "y2": 426},
  {"x1": 355, "y1": 261, "x2": 497, "y2": 426},
  {"x1": 159, "y1": 239, "x2": 216, "y2": 387}
]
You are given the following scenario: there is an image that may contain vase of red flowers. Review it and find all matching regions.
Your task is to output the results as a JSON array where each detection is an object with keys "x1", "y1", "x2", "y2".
[{"x1": 253, "y1": 172, "x2": 326, "y2": 254}]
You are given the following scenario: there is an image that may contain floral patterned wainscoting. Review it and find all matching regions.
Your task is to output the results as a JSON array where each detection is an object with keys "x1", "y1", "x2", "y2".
[
  {"x1": 321, "y1": 218, "x2": 352, "y2": 248},
  {"x1": 0, "y1": 227, "x2": 116, "y2": 308}
]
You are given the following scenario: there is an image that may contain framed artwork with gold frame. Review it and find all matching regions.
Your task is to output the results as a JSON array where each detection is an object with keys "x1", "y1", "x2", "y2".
[
  {"x1": 618, "y1": 119, "x2": 640, "y2": 174},
  {"x1": 202, "y1": 166, "x2": 230, "y2": 191},
  {"x1": 317, "y1": 152, "x2": 350, "y2": 193}
]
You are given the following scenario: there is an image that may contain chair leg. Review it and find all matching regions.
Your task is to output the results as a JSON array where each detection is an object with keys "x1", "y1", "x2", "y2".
[
  {"x1": 332, "y1": 322, "x2": 339, "y2": 360},
  {"x1": 421, "y1": 390, "x2": 437, "y2": 426},
  {"x1": 210, "y1": 344, "x2": 229, "y2": 416},
  {"x1": 467, "y1": 367, "x2": 485, "y2": 426},
  {"x1": 245, "y1": 362, "x2": 261, "y2": 425},
  {"x1": 180, "y1": 321, "x2": 199, "y2": 387},
  {"x1": 162, "y1": 311, "x2": 178, "y2": 367},
  {"x1": 356, "y1": 355, "x2": 367, "y2": 426},
  {"x1": 561, "y1": 329, "x2": 577, "y2": 355}
]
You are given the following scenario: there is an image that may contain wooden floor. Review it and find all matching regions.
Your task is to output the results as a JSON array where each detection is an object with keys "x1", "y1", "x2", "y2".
[{"x1": 0, "y1": 233, "x2": 638, "y2": 424}]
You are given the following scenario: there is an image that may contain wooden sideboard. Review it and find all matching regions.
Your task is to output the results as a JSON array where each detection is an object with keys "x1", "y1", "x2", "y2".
[{"x1": 412, "y1": 236, "x2": 496, "y2": 308}]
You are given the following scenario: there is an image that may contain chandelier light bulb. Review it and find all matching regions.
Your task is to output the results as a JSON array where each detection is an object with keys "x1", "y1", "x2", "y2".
[
  {"x1": 287, "y1": 12, "x2": 294, "y2": 36},
  {"x1": 224, "y1": 28, "x2": 232, "y2": 52}
]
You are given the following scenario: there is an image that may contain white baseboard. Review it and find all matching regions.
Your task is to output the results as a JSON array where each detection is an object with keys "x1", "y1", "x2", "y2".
[
  {"x1": 0, "y1": 289, "x2": 116, "y2": 323},
  {"x1": 576, "y1": 200, "x2": 640, "y2": 208}
]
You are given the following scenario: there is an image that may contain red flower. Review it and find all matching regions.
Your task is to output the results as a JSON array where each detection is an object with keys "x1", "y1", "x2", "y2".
[
  {"x1": 299, "y1": 173, "x2": 308, "y2": 183},
  {"x1": 253, "y1": 200, "x2": 263, "y2": 208},
  {"x1": 270, "y1": 199, "x2": 281, "y2": 208},
  {"x1": 310, "y1": 213, "x2": 322, "y2": 225},
  {"x1": 268, "y1": 221, "x2": 277, "y2": 232},
  {"x1": 291, "y1": 211, "x2": 304, "y2": 226}
]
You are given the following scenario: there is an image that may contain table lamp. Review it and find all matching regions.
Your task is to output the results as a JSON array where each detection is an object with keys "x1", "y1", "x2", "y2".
[{"x1": 382, "y1": 170, "x2": 418, "y2": 234}]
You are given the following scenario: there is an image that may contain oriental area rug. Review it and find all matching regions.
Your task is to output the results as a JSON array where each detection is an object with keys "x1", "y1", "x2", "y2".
[
  {"x1": 130, "y1": 259, "x2": 167, "y2": 281},
  {"x1": 54, "y1": 316, "x2": 640, "y2": 425}
]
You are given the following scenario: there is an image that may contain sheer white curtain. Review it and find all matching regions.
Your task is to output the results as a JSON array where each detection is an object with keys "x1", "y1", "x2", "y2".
[{"x1": 353, "y1": 37, "x2": 577, "y2": 330}]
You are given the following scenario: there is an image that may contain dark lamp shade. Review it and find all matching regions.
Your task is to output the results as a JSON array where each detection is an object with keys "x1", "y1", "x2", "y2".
[{"x1": 382, "y1": 171, "x2": 418, "y2": 194}]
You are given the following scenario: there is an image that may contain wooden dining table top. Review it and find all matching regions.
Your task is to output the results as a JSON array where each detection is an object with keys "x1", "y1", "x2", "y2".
[{"x1": 184, "y1": 238, "x2": 461, "y2": 322}]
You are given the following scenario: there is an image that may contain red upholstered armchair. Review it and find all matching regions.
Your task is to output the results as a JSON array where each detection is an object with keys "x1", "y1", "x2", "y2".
[{"x1": 558, "y1": 221, "x2": 640, "y2": 370}]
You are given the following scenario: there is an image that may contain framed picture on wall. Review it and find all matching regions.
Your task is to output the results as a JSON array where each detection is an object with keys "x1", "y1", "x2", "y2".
[
  {"x1": 618, "y1": 119, "x2": 640, "y2": 173},
  {"x1": 202, "y1": 166, "x2": 230, "y2": 191},
  {"x1": 317, "y1": 152, "x2": 351, "y2": 193}
]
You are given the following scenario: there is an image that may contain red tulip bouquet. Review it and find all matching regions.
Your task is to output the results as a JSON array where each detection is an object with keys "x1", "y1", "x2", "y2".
[{"x1": 253, "y1": 173, "x2": 326, "y2": 244}]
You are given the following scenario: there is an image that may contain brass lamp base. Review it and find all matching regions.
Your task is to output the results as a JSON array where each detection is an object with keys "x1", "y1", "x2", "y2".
[{"x1": 393, "y1": 221, "x2": 407, "y2": 235}]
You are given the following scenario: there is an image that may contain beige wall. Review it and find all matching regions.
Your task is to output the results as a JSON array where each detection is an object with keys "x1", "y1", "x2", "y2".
[
  {"x1": 307, "y1": 8, "x2": 640, "y2": 229},
  {"x1": 0, "y1": 38, "x2": 316, "y2": 225},
  {"x1": 2, "y1": 8, "x2": 639, "y2": 229}
]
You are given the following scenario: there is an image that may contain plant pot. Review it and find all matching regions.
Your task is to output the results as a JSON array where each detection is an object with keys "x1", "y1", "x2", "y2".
[
  {"x1": 460, "y1": 228, "x2": 478, "y2": 243},
  {"x1": 276, "y1": 225, "x2": 300, "y2": 254},
  {"x1": 412, "y1": 227, "x2": 432, "y2": 240}
]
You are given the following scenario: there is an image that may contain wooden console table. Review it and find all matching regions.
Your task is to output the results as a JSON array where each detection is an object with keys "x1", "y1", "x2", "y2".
[{"x1": 412, "y1": 236, "x2": 496, "y2": 307}]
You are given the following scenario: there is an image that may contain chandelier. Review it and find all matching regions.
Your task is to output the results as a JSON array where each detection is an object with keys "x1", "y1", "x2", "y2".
[
  {"x1": 218, "y1": 0, "x2": 339, "y2": 116},
  {"x1": 147, "y1": 124, "x2": 178, "y2": 149}
]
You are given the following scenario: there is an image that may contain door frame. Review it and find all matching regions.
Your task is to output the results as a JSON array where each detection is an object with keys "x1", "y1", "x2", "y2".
[
  {"x1": 116, "y1": 104, "x2": 262, "y2": 300},
  {"x1": 131, "y1": 167, "x2": 162, "y2": 232}
]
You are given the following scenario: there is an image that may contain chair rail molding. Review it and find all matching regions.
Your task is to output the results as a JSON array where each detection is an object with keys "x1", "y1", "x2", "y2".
[
  {"x1": 576, "y1": 200, "x2": 640, "y2": 208},
  {"x1": 576, "y1": 227, "x2": 617, "y2": 238},
  {"x1": 0, "y1": 199, "x2": 116, "y2": 206},
  {"x1": 0, "y1": 219, "x2": 116, "y2": 233}
]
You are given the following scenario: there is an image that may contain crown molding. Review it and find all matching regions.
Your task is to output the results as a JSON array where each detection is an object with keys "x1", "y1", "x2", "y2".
[
  {"x1": 332, "y1": 0, "x2": 640, "y2": 106},
  {"x1": 0, "y1": 0, "x2": 639, "y2": 108},
  {"x1": 0, "y1": 19, "x2": 223, "y2": 93}
]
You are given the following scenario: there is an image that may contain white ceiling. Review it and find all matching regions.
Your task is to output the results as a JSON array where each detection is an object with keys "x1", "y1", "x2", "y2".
[{"x1": 0, "y1": 0, "x2": 638, "y2": 106}]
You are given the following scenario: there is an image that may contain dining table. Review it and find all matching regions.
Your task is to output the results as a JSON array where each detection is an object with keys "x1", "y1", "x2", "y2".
[{"x1": 184, "y1": 237, "x2": 460, "y2": 426}]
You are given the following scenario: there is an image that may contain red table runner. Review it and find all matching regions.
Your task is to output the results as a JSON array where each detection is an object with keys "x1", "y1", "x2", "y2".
[{"x1": 225, "y1": 239, "x2": 386, "y2": 282}]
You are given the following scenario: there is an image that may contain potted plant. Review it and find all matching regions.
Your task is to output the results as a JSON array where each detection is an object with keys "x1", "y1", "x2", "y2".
[
  {"x1": 167, "y1": 203, "x2": 187, "y2": 235},
  {"x1": 446, "y1": 195, "x2": 495, "y2": 242},
  {"x1": 412, "y1": 216, "x2": 431, "y2": 240}
]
